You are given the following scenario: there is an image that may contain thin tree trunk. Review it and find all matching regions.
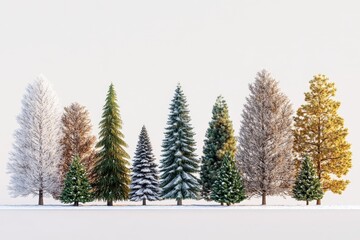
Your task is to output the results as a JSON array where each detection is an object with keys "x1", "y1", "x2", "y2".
[
  {"x1": 142, "y1": 199, "x2": 146, "y2": 206},
  {"x1": 38, "y1": 189, "x2": 44, "y2": 205},
  {"x1": 226, "y1": 203, "x2": 230, "y2": 206},
  {"x1": 262, "y1": 192, "x2": 266, "y2": 205},
  {"x1": 317, "y1": 116, "x2": 322, "y2": 207},
  {"x1": 177, "y1": 199, "x2": 182, "y2": 206},
  {"x1": 221, "y1": 202, "x2": 224, "y2": 206},
  {"x1": 306, "y1": 200, "x2": 309, "y2": 206},
  {"x1": 74, "y1": 201, "x2": 79, "y2": 206},
  {"x1": 107, "y1": 200, "x2": 113, "y2": 206}
]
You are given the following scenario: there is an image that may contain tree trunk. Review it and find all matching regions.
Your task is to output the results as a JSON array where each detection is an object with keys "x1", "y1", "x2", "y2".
[
  {"x1": 221, "y1": 202, "x2": 224, "y2": 206},
  {"x1": 107, "y1": 200, "x2": 113, "y2": 206},
  {"x1": 177, "y1": 199, "x2": 182, "y2": 206},
  {"x1": 38, "y1": 189, "x2": 44, "y2": 205},
  {"x1": 262, "y1": 192, "x2": 266, "y2": 205},
  {"x1": 142, "y1": 199, "x2": 146, "y2": 206},
  {"x1": 306, "y1": 200, "x2": 309, "y2": 206},
  {"x1": 226, "y1": 203, "x2": 230, "y2": 206},
  {"x1": 74, "y1": 201, "x2": 79, "y2": 206},
  {"x1": 316, "y1": 199, "x2": 321, "y2": 205}
]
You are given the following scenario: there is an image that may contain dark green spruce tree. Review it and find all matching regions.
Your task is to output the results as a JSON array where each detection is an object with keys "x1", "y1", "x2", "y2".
[
  {"x1": 293, "y1": 156, "x2": 323, "y2": 205},
  {"x1": 211, "y1": 152, "x2": 246, "y2": 206},
  {"x1": 160, "y1": 84, "x2": 200, "y2": 205},
  {"x1": 60, "y1": 156, "x2": 93, "y2": 206},
  {"x1": 92, "y1": 83, "x2": 130, "y2": 206},
  {"x1": 200, "y1": 96, "x2": 237, "y2": 201}
]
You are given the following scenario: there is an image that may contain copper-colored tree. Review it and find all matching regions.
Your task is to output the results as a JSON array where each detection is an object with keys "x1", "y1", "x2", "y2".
[{"x1": 60, "y1": 103, "x2": 97, "y2": 185}]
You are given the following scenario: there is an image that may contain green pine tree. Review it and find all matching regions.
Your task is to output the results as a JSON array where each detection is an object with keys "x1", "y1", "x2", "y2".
[
  {"x1": 92, "y1": 83, "x2": 130, "y2": 206},
  {"x1": 160, "y1": 84, "x2": 200, "y2": 205},
  {"x1": 200, "y1": 96, "x2": 237, "y2": 201},
  {"x1": 293, "y1": 156, "x2": 324, "y2": 205},
  {"x1": 211, "y1": 152, "x2": 246, "y2": 206},
  {"x1": 60, "y1": 156, "x2": 93, "y2": 206}
]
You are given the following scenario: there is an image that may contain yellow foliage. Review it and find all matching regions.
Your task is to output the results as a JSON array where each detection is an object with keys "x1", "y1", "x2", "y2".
[{"x1": 293, "y1": 74, "x2": 352, "y2": 195}]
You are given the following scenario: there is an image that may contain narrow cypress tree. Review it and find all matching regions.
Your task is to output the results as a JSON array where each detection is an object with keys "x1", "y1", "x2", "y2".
[
  {"x1": 160, "y1": 84, "x2": 200, "y2": 205},
  {"x1": 60, "y1": 156, "x2": 93, "y2": 206},
  {"x1": 130, "y1": 126, "x2": 161, "y2": 205},
  {"x1": 211, "y1": 152, "x2": 246, "y2": 206},
  {"x1": 293, "y1": 156, "x2": 323, "y2": 205},
  {"x1": 200, "y1": 96, "x2": 237, "y2": 201},
  {"x1": 92, "y1": 84, "x2": 130, "y2": 206}
]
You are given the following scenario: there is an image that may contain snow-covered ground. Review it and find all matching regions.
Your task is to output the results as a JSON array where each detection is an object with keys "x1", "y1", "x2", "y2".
[
  {"x1": 1, "y1": 203, "x2": 359, "y2": 240},
  {"x1": 1, "y1": 204, "x2": 360, "y2": 210}
]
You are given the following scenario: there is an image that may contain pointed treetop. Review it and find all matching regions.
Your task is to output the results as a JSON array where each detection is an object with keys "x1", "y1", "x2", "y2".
[
  {"x1": 108, "y1": 83, "x2": 116, "y2": 96},
  {"x1": 213, "y1": 95, "x2": 229, "y2": 116}
]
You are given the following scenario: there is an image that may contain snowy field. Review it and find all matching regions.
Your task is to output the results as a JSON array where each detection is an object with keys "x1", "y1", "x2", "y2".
[{"x1": 1, "y1": 204, "x2": 359, "y2": 240}]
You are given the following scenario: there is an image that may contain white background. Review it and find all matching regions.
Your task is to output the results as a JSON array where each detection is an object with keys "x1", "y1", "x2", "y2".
[{"x1": 0, "y1": 0, "x2": 359, "y2": 207}]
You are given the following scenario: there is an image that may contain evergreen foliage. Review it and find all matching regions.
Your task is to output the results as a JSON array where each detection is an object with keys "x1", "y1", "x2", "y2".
[
  {"x1": 8, "y1": 74, "x2": 62, "y2": 205},
  {"x1": 211, "y1": 152, "x2": 246, "y2": 206},
  {"x1": 60, "y1": 156, "x2": 93, "y2": 206},
  {"x1": 293, "y1": 74, "x2": 352, "y2": 205},
  {"x1": 160, "y1": 84, "x2": 200, "y2": 205},
  {"x1": 200, "y1": 96, "x2": 236, "y2": 200},
  {"x1": 237, "y1": 70, "x2": 294, "y2": 205},
  {"x1": 130, "y1": 126, "x2": 161, "y2": 205},
  {"x1": 91, "y1": 84, "x2": 130, "y2": 206},
  {"x1": 292, "y1": 156, "x2": 323, "y2": 205}
]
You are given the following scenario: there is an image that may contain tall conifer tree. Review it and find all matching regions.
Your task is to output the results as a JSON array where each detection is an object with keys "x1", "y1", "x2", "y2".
[
  {"x1": 237, "y1": 70, "x2": 294, "y2": 205},
  {"x1": 200, "y1": 96, "x2": 236, "y2": 200},
  {"x1": 294, "y1": 74, "x2": 351, "y2": 205},
  {"x1": 92, "y1": 84, "x2": 130, "y2": 206},
  {"x1": 130, "y1": 126, "x2": 160, "y2": 205},
  {"x1": 160, "y1": 84, "x2": 200, "y2": 205}
]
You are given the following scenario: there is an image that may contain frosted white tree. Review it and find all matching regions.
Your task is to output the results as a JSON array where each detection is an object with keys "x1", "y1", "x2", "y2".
[
  {"x1": 237, "y1": 70, "x2": 294, "y2": 205},
  {"x1": 8, "y1": 74, "x2": 63, "y2": 205},
  {"x1": 130, "y1": 126, "x2": 160, "y2": 205}
]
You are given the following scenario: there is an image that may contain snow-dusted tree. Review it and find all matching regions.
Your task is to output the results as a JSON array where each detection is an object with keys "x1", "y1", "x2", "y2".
[
  {"x1": 200, "y1": 96, "x2": 236, "y2": 201},
  {"x1": 160, "y1": 84, "x2": 200, "y2": 205},
  {"x1": 130, "y1": 126, "x2": 160, "y2": 205},
  {"x1": 60, "y1": 102, "x2": 96, "y2": 186},
  {"x1": 91, "y1": 84, "x2": 130, "y2": 206},
  {"x1": 8, "y1": 74, "x2": 63, "y2": 205},
  {"x1": 237, "y1": 70, "x2": 294, "y2": 205},
  {"x1": 211, "y1": 152, "x2": 246, "y2": 206},
  {"x1": 292, "y1": 156, "x2": 323, "y2": 205},
  {"x1": 60, "y1": 155, "x2": 93, "y2": 206}
]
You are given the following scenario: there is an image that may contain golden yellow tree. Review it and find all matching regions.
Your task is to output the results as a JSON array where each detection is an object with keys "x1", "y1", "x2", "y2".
[{"x1": 294, "y1": 74, "x2": 352, "y2": 205}]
